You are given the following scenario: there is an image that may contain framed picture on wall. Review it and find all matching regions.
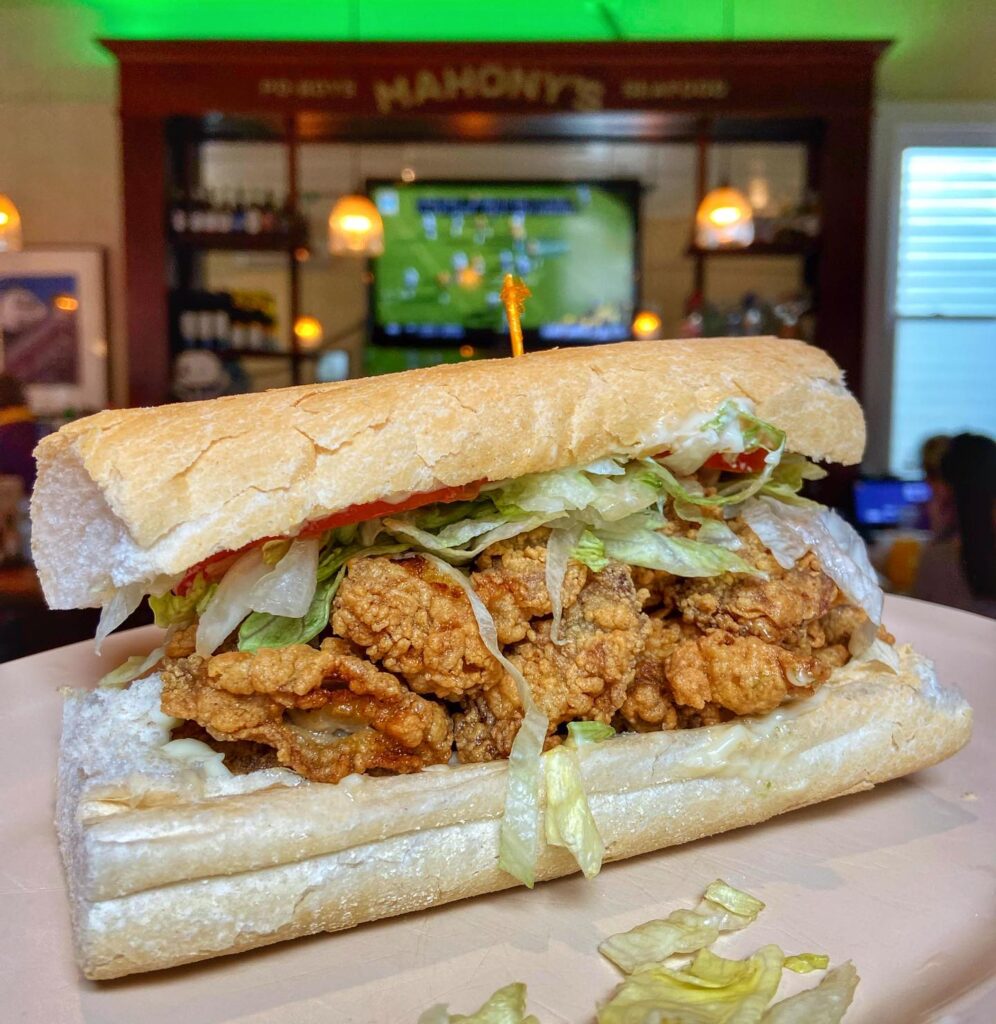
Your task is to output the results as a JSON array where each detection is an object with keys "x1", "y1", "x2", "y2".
[{"x1": 0, "y1": 247, "x2": 108, "y2": 415}]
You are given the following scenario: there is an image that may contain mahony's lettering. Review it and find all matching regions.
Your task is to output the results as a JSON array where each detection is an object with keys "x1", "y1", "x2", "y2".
[{"x1": 373, "y1": 66, "x2": 605, "y2": 114}]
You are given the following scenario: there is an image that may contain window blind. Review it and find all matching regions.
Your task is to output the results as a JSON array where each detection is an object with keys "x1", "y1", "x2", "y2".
[
  {"x1": 890, "y1": 147, "x2": 996, "y2": 476},
  {"x1": 896, "y1": 148, "x2": 996, "y2": 318}
]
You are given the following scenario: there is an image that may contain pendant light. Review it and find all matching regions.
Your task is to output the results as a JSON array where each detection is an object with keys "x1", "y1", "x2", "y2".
[
  {"x1": 694, "y1": 141, "x2": 754, "y2": 250},
  {"x1": 328, "y1": 146, "x2": 384, "y2": 257},
  {"x1": 0, "y1": 194, "x2": 23, "y2": 252},
  {"x1": 293, "y1": 315, "x2": 324, "y2": 349},
  {"x1": 631, "y1": 309, "x2": 663, "y2": 340},
  {"x1": 695, "y1": 183, "x2": 754, "y2": 250}
]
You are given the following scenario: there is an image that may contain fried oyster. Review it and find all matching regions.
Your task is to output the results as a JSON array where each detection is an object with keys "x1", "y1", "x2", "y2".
[{"x1": 156, "y1": 521, "x2": 874, "y2": 782}]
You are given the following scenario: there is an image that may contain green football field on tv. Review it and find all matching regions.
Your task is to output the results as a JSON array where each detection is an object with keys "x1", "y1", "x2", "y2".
[{"x1": 370, "y1": 181, "x2": 638, "y2": 346}]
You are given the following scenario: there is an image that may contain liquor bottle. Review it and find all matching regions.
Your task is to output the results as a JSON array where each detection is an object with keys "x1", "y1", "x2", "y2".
[
  {"x1": 215, "y1": 191, "x2": 234, "y2": 234},
  {"x1": 232, "y1": 188, "x2": 247, "y2": 234},
  {"x1": 263, "y1": 310, "x2": 279, "y2": 351},
  {"x1": 178, "y1": 293, "x2": 199, "y2": 350},
  {"x1": 213, "y1": 292, "x2": 233, "y2": 350},
  {"x1": 279, "y1": 194, "x2": 295, "y2": 235},
  {"x1": 188, "y1": 188, "x2": 208, "y2": 233},
  {"x1": 247, "y1": 306, "x2": 267, "y2": 351},
  {"x1": 230, "y1": 306, "x2": 248, "y2": 350},
  {"x1": 260, "y1": 191, "x2": 278, "y2": 234},
  {"x1": 245, "y1": 190, "x2": 263, "y2": 235},
  {"x1": 169, "y1": 189, "x2": 188, "y2": 234},
  {"x1": 206, "y1": 190, "x2": 225, "y2": 234}
]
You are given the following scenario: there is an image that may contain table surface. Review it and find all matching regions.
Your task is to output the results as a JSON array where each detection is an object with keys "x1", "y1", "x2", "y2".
[{"x1": 2, "y1": 595, "x2": 994, "y2": 1024}]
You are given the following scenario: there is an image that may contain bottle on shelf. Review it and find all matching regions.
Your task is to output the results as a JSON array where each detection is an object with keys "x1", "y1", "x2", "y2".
[
  {"x1": 189, "y1": 187, "x2": 209, "y2": 233},
  {"x1": 232, "y1": 188, "x2": 247, "y2": 234},
  {"x1": 230, "y1": 306, "x2": 248, "y2": 350},
  {"x1": 178, "y1": 293, "x2": 199, "y2": 349},
  {"x1": 247, "y1": 306, "x2": 267, "y2": 351},
  {"x1": 279, "y1": 194, "x2": 296, "y2": 235},
  {"x1": 215, "y1": 190, "x2": 234, "y2": 234},
  {"x1": 169, "y1": 188, "x2": 188, "y2": 234},
  {"x1": 260, "y1": 191, "x2": 278, "y2": 234},
  {"x1": 244, "y1": 190, "x2": 264, "y2": 235}
]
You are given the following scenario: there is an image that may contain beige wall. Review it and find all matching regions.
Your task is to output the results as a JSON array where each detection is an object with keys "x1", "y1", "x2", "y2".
[
  {"x1": 2, "y1": 0, "x2": 994, "y2": 404},
  {"x1": 0, "y1": 2, "x2": 126, "y2": 401}
]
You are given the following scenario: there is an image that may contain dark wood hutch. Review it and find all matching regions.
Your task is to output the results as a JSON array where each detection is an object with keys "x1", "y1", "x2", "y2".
[{"x1": 102, "y1": 39, "x2": 888, "y2": 408}]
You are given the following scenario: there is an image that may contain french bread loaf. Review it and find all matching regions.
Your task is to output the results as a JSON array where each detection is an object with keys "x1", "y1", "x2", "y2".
[
  {"x1": 57, "y1": 646, "x2": 970, "y2": 980},
  {"x1": 31, "y1": 338, "x2": 864, "y2": 608}
]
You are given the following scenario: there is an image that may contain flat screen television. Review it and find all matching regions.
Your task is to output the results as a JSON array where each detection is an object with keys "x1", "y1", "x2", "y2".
[{"x1": 368, "y1": 180, "x2": 640, "y2": 348}]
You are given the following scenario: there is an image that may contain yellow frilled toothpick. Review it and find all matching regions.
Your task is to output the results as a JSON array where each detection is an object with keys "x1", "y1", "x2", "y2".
[{"x1": 500, "y1": 273, "x2": 531, "y2": 358}]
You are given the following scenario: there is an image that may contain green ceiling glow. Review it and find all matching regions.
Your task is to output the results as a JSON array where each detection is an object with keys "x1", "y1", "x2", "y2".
[{"x1": 81, "y1": 0, "x2": 911, "y2": 42}]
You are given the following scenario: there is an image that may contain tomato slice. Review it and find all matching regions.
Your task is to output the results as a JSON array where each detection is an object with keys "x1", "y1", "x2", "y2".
[
  {"x1": 299, "y1": 479, "x2": 485, "y2": 537},
  {"x1": 704, "y1": 449, "x2": 769, "y2": 474},
  {"x1": 175, "y1": 479, "x2": 486, "y2": 596}
]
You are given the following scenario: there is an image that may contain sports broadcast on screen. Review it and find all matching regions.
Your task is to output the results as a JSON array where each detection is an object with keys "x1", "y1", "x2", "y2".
[{"x1": 370, "y1": 180, "x2": 639, "y2": 346}]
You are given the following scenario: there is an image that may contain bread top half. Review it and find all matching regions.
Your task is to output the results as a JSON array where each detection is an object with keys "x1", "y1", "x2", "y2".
[{"x1": 31, "y1": 337, "x2": 864, "y2": 608}]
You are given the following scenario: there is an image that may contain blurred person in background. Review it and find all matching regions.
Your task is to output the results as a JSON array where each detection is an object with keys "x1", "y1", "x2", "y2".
[
  {"x1": 921, "y1": 434, "x2": 952, "y2": 534},
  {"x1": 914, "y1": 433, "x2": 996, "y2": 619},
  {"x1": 0, "y1": 373, "x2": 37, "y2": 494}
]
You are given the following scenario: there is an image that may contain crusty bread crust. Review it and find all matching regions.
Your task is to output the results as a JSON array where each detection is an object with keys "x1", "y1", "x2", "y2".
[
  {"x1": 56, "y1": 647, "x2": 970, "y2": 980},
  {"x1": 31, "y1": 338, "x2": 864, "y2": 608}
]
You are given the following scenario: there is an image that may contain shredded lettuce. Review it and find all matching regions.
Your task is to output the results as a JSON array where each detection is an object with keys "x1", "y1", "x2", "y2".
[
  {"x1": 237, "y1": 541, "x2": 405, "y2": 653},
  {"x1": 783, "y1": 954, "x2": 830, "y2": 974},
  {"x1": 572, "y1": 530, "x2": 609, "y2": 572},
  {"x1": 95, "y1": 583, "x2": 145, "y2": 654},
  {"x1": 597, "y1": 944, "x2": 787, "y2": 1024},
  {"x1": 543, "y1": 721, "x2": 614, "y2": 879},
  {"x1": 758, "y1": 454, "x2": 828, "y2": 507},
  {"x1": 97, "y1": 645, "x2": 165, "y2": 689},
  {"x1": 567, "y1": 720, "x2": 616, "y2": 745},
  {"x1": 641, "y1": 447, "x2": 784, "y2": 512},
  {"x1": 659, "y1": 400, "x2": 785, "y2": 476},
  {"x1": 761, "y1": 962, "x2": 858, "y2": 1023},
  {"x1": 599, "y1": 523, "x2": 764, "y2": 579},
  {"x1": 673, "y1": 500, "x2": 742, "y2": 549},
  {"x1": 246, "y1": 537, "x2": 320, "y2": 618},
  {"x1": 416, "y1": 877, "x2": 859, "y2": 1024},
  {"x1": 149, "y1": 574, "x2": 217, "y2": 629},
  {"x1": 195, "y1": 548, "x2": 273, "y2": 655},
  {"x1": 741, "y1": 498, "x2": 884, "y2": 623},
  {"x1": 545, "y1": 522, "x2": 583, "y2": 643},
  {"x1": 848, "y1": 618, "x2": 901, "y2": 673},
  {"x1": 238, "y1": 566, "x2": 345, "y2": 653},
  {"x1": 493, "y1": 468, "x2": 600, "y2": 517},
  {"x1": 544, "y1": 746, "x2": 603, "y2": 879},
  {"x1": 383, "y1": 512, "x2": 552, "y2": 564},
  {"x1": 417, "y1": 983, "x2": 540, "y2": 1024},
  {"x1": 422, "y1": 554, "x2": 549, "y2": 889},
  {"x1": 703, "y1": 881, "x2": 766, "y2": 919},
  {"x1": 599, "y1": 881, "x2": 765, "y2": 974}
]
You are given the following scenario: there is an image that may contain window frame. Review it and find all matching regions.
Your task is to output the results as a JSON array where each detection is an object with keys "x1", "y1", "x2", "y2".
[{"x1": 862, "y1": 102, "x2": 996, "y2": 475}]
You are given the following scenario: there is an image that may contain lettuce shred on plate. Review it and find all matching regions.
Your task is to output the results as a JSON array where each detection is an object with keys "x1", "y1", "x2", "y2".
[
  {"x1": 416, "y1": 880, "x2": 860, "y2": 1023},
  {"x1": 96, "y1": 398, "x2": 896, "y2": 889}
]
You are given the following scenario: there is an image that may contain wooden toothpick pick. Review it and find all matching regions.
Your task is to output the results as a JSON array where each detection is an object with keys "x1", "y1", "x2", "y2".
[{"x1": 500, "y1": 273, "x2": 531, "y2": 358}]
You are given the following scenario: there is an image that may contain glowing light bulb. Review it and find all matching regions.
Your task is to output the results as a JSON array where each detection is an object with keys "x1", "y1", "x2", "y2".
[
  {"x1": 695, "y1": 186, "x2": 754, "y2": 249},
  {"x1": 328, "y1": 195, "x2": 384, "y2": 256},
  {"x1": 340, "y1": 214, "x2": 372, "y2": 232},
  {"x1": 293, "y1": 316, "x2": 324, "y2": 348},
  {"x1": 53, "y1": 294, "x2": 79, "y2": 312},
  {"x1": 631, "y1": 310, "x2": 663, "y2": 340},
  {"x1": 0, "y1": 194, "x2": 23, "y2": 252},
  {"x1": 708, "y1": 205, "x2": 742, "y2": 227}
]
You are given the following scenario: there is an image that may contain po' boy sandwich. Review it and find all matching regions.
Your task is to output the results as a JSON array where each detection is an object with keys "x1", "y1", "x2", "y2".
[{"x1": 32, "y1": 337, "x2": 972, "y2": 980}]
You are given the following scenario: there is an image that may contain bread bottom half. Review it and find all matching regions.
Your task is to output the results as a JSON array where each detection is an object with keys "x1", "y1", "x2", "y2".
[{"x1": 56, "y1": 646, "x2": 971, "y2": 980}]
